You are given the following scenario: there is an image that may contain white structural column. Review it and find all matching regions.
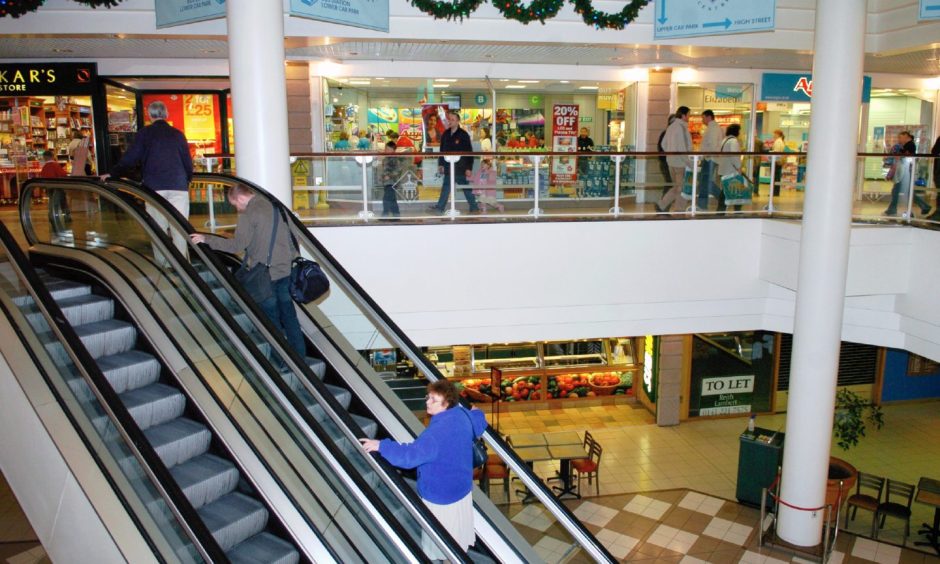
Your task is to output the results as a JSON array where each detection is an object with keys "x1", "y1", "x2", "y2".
[
  {"x1": 776, "y1": 0, "x2": 866, "y2": 547},
  {"x1": 225, "y1": 0, "x2": 292, "y2": 204}
]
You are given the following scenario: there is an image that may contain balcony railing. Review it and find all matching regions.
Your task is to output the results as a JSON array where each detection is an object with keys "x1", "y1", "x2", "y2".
[{"x1": 194, "y1": 151, "x2": 939, "y2": 229}]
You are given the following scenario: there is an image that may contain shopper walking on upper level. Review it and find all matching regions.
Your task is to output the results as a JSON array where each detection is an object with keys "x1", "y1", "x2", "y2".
[
  {"x1": 884, "y1": 131, "x2": 931, "y2": 217},
  {"x1": 770, "y1": 129, "x2": 786, "y2": 197},
  {"x1": 927, "y1": 135, "x2": 940, "y2": 220},
  {"x1": 657, "y1": 115, "x2": 677, "y2": 196},
  {"x1": 700, "y1": 110, "x2": 722, "y2": 211},
  {"x1": 429, "y1": 110, "x2": 478, "y2": 214},
  {"x1": 655, "y1": 106, "x2": 692, "y2": 213},
  {"x1": 107, "y1": 100, "x2": 193, "y2": 219}
]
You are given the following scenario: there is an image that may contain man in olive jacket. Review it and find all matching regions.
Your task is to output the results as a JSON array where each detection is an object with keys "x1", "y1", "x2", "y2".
[{"x1": 190, "y1": 185, "x2": 304, "y2": 356}]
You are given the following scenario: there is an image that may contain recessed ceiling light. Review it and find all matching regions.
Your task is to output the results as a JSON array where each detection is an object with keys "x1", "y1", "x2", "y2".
[
  {"x1": 432, "y1": 84, "x2": 449, "y2": 88},
  {"x1": 374, "y1": 77, "x2": 385, "y2": 80},
  {"x1": 518, "y1": 80, "x2": 539, "y2": 83},
  {"x1": 349, "y1": 80, "x2": 371, "y2": 85},
  {"x1": 559, "y1": 80, "x2": 570, "y2": 84},
  {"x1": 437, "y1": 79, "x2": 458, "y2": 82},
  {"x1": 506, "y1": 85, "x2": 526, "y2": 89},
  {"x1": 499, "y1": 79, "x2": 510, "y2": 82},
  {"x1": 578, "y1": 86, "x2": 599, "y2": 90}
]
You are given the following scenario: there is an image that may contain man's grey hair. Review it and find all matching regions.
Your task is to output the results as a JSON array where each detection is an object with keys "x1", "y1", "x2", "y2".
[{"x1": 148, "y1": 101, "x2": 168, "y2": 120}]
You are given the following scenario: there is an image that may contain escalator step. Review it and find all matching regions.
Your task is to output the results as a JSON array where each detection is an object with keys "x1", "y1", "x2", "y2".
[
  {"x1": 74, "y1": 319, "x2": 137, "y2": 359},
  {"x1": 41, "y1": 277, "x2": 91, "y2": 301},
  {"x1": 351, "y1": 414, "x2": 377, "y2": 439},
  {"x1": 144, "y1": 417, "x2": 212, "y2": 468},
  {"x1": 229, "y1": 532, "x2": 299, "y2": 564},
  {"x1": 97, "y1": 350, "x2": 161, "y2": 393},
  {"x1": 121, "y1": 383, "x2": 186, "y2": 430},
  {"x1": 232, "y1": 312, "x2": 255, "y2": 335},
  {"x1": 49, "y1": 293, "x2": 114, "y2": 326},
  {"x1": 198, "y1": 492, "x2": 268, "y2": 552},
  {"x1": 324, "y1": 384, "x2": 351, "y2": 409},
  {"x1": 170, "y1": 453, "x2": 240, "y2": 509},
  {"x1": 306, "y1": 357, "x2": 326, "y2": 379}
]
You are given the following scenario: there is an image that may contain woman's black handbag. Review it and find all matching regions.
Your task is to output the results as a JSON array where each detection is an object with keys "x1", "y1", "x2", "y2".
[
  {"x1": 235, "y1": 207, "x2": 278, "y2": 303},
  {"x1": 278, "y1": 207, "x2": 330, "y2": 304},
  {"x1": 289, "y1": 257, "x2": 330, "y2": 304},
  {"x1": 460, "y1": 407, "x2": 487, "y2": 468}
]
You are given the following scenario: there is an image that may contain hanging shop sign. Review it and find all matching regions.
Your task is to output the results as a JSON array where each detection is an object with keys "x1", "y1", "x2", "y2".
[
  {"x1": 290, "y1": 0, "x2": 390, "y2": 32},
  {"x1": 474, "y1": 93, "x2": 488, "y2": 106},
  {"x1": 597, "y1": 92, "x2": 625, "y2": 111},
  {"x1": 920, "y1": 0, "x2": 940, "y2": 21},
  {"x1": 0, "y1": 63, "x2": 97, "y2": 96},
  {"x1": 698, "y1": 375, "x2": 754, "y2": 416},
  {"x1": 155, "y1": 0, "x2": 227, "y2": 29},
  {"x1": 761, "y1": 73, "x2": 872, "y2": 103},
  {"x1": 550, "y1": 104, "x2": 578, "y2": 184},
  {"x1": 654, "y1": 0, "x2": 775, "y2": 40}
]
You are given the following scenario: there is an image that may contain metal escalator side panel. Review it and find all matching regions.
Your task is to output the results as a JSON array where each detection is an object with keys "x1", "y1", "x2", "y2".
[{"x1": 0, "y1": 224, "x2": 217, "y2": 563}]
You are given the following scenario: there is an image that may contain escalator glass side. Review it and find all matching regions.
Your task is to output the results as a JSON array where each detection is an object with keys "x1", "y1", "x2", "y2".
[
  {"x1": 0, "y1": 223, "x2": 211, "y2": 563},
  {"x1": 186, "y1": 174, "x2": 616, "y2": 563},
  {"x1": 21, "y1": 178, "x2": 440, "y2": 563},
  {"x1": 103, "y1": 177, "x2": 475, "y2": 563}
]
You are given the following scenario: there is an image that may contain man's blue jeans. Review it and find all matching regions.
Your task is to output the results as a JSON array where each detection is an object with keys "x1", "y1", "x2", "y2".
[
  {"x1": 435, "y1": 172, "x2": 478, "y2": 212},
  {"x1": 259, "y1": 276, "x2": 306, "y2": 359}
]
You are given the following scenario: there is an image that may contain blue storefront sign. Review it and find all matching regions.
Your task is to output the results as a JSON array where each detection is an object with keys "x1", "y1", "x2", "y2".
[
  {"x1": 761, "y1": 73, "x2": 872, "y2": 103},
  {"x1": 920, "y1": 0, "x2": 940, "y2": 20},
  {"x1": 290, "y1": 0, "x2": 389, "y2": 32},
  {"x1": 155, "y1": 0, "x2": 226, "y2": 29},
  {"x1": 654, "y1": 0, "x2": 775, "y2": 40}
]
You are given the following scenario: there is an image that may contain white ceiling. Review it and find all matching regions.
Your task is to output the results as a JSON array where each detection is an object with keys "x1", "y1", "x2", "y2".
[{"x1": 1, "y1": 35, "x2": 939, "y2": 76}]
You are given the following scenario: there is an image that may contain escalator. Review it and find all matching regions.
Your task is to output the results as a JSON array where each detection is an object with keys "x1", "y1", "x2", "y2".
[
  {"x1": 16, "y1": 177, "x2": 471, "y2": 563},
  {"x1": 105, "y1": 173, "x2": 616, "y2": 563}
]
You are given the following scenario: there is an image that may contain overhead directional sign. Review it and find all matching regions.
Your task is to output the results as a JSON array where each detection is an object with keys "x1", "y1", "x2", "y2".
[
  {"x1": 654, "y1": 0, "x2": 776, "y2": 40},
  {"x1": 920, "y1": 0, "x2": 940, "y2": 20},
  {"x1": 155, "y1": 0, "x2": 226, "y2": 29}
]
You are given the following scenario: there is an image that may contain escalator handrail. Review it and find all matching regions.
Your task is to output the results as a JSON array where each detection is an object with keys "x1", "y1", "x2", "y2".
[
  {"x1": 190, "y1": 173, "x2": 617, "y2": 563},
  {"x1": 103, "y1": 177, "x2": 473, "y2": 564},
  {"x1": 27, "y1": 177, "x2": 460, "y2": 564},
  {"x1": 0, "y1": 214, "x2": 228, "y2": 562}
]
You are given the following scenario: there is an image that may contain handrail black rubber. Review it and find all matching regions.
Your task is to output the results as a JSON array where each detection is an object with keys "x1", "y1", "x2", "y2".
[
  {"x1": 0, "y1": 215, "x2": 229, "y2": 563},
  {"x1": 189, "y1": 172, "x2": 617, "y2": 563}
]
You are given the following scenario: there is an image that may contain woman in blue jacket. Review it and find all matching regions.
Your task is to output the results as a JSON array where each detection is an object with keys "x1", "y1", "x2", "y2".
[{"x1": 360, "y1": 379, "x2": 487, "y2": 556}]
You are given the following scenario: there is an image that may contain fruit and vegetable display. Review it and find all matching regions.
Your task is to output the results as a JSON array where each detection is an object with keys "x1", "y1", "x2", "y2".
[{"x1": 458, "y1": 372, "x2": 632, "y2": 402}]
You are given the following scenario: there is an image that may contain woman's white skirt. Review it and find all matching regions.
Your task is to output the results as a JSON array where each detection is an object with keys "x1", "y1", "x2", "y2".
[{"x1": 421, "y1": 492, "x2": 475, "y2": 560}]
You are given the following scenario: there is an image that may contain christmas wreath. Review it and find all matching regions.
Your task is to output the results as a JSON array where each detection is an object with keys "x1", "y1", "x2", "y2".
[
  {"x1": 493, "y1": 0, "x2": 564, "y2": 25},
  {"x1": 409, "y1": 0, "x2": 484, "y2": 21},
  {"x1": 0, "y1": 0, "x2": 125, "y2": 18},
  {"x1": 570, "y1": 0, "x2": 649, "y2": 29}
]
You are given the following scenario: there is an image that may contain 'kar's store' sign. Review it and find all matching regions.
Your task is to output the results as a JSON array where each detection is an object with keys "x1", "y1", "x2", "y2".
[{"x1": 0, "y1": 63, "x2": 98, "y2": 96}]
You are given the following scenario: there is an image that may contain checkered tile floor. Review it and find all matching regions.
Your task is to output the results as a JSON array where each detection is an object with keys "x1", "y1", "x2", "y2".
[{"x1": 504, "y1": 489, "x2": 940, "y2": 563}]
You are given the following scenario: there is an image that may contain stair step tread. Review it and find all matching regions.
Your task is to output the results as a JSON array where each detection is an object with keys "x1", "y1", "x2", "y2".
[
  {"x1": 170, "y1": 454, "x2": 239, "y2": 509},
  {"x1": 52, "y1": 294, "x2": 114, "y2": 325},
  {"x1": 229, "y1": 532, "x2": 299, "y2": 564},
  {"x1": 41, "y1": 277, "x2": 91, "y2": 300},
  {"x1": 74, "y1": 319, "x2": 137, "y2": 359},
  {"x1": 143, "y1": 418, "x2": 211, "y2": 468},
  {"x1": 96, "y1": 350, "x2": 161, "y2": 393},
  {"x1": 121, "y1": 383, "x2": 186, "y2": 430},
  {"x1": 351, "y1": 413, "x2": 378, "y2": 439},
  {"x1": 198, "y1": 492, "x2": 268, "y2": 552}
]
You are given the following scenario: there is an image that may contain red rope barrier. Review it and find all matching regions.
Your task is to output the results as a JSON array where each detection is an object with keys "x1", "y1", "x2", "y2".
[{"x1": 765, "y1": 475, "x2": 830, "y2": 512}]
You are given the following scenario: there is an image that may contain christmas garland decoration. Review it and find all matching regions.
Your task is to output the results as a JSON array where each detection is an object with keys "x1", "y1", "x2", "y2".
[
  {"x1": 409, "y1": 0, "x2": 649, "y2": 27},
  {"x1": 408, "y1": 0, "x2": 484, "y2": 21},
  {"x1": 493, "y1": 0, "x2": 563, "y2": 25},
  {"x1": 570, "y1": 0, "x2": 648, "y2": 29},
  {"x1": 0, "y1": 0, "x2": 45, "y2": 18},
  {"x1": 0, "y1": 0, "x2": 125, "y2": 18}
]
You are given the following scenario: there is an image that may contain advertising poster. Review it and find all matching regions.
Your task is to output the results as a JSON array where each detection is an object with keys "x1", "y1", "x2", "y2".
[
  {"x1": 182, "y1": 94, "x2": 217, "y2": 140},
  {"x1": 550, "y1": 104, "x2": 578, "y2": 183},
  {"x1": 421, "y1": 104, "x2": 448, "y2": 148}
]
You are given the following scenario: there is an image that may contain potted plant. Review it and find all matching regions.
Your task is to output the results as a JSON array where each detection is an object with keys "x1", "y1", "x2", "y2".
[{"x1": 826, "y1": 388, "x2": 885, "y2": 519}]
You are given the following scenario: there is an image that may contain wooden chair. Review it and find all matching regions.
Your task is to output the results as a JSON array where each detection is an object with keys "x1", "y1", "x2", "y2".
[
  {"x1": 571, "y1": 441, "x2": 602, "y2": 496},
  {"x1": 873, "y1": 479, "x2": 916, "y2": 545},
  {"x1": 844, "y1": 472, "x2": 885, "y2": 529}
]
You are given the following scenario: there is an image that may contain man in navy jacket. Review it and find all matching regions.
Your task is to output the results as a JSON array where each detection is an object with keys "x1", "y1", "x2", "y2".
[
  {"x1": 109, "y1": 101, "x2": 193, "y2": 217},
  {"x1": 107, "y1": 100, "x2": 193, "y2": 254},
  {"x1": 429, "y1": 110, "x2": 478, "y2": 214}
]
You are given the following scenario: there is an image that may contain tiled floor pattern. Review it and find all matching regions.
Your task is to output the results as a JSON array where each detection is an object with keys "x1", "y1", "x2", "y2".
[{"x1": 506, "y1": 489, "x2": 940, "y2": 563}]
